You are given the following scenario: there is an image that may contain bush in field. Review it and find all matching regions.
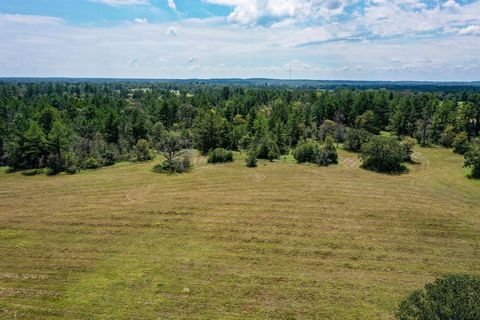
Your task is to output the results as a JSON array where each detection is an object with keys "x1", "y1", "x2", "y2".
[
  {"x1": 208, "y1": 148, "x2": 233, "y2": 164},
  {"x1": 316, "y1": 136, "x2": 338, "y2": 166},
  {"x1": 453, "y1": 132, "x2": 469, "y2": 154},
  {"x1": 154, "y1": 154, "x2": 191, "y2": 174},
  {"x1": 464, "y1": 140, "x2": 480, "y2": 179},
  {"x1": 293, "y1": 140, "x2": 320, "y2": 163},
  {"x1": 401, "y1": 137, "x2": 417, "y2": 162},
  {"x1": 254, "y1": 137, "x2": 279, "y2": 161},
  {"x1": 344, "y1": 128, "x2": 371, "y2": 152},
  {"x1": 82, "y1": 156, "x2": 102, "y2": 169},
  {"x1": 294, "y1": 137, "x2": 338, "y2": 166},
  {"x1": 245, "y1": 150, "x2": 257, "y2": 168},
  {"x1": 360, "y1": 135, "x2": 406, "y2": 173},
  {"x1": 132, "y1": 139, "x2": 154, "y2": 162},
  {"x1": 396, "y1": 274, "x2": 480, "y2": 320}
]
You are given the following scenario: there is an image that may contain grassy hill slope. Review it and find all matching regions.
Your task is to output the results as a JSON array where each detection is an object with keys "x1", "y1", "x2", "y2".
[{"x1": 0, "y1": 147, "x2": 479, "y2": 319}]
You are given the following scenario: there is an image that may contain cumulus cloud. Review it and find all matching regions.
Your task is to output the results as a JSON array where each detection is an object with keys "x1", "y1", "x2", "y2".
[
  {"x1": 2, "y1": 1, "x2": 480, "y2": 80},
  {"x1": 204, "y1": 0, "x2": 355, "y2": 25}
]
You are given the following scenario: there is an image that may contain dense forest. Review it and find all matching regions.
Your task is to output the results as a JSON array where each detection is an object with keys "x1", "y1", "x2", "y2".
[{"x1": 0, "y1": 81, "x2": 479, "y2": 176}]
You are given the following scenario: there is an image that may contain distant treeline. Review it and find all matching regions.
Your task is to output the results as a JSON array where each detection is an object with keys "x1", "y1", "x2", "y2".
[{"x1": 0, "y1": 81, "x2": 479, "y2": 173}]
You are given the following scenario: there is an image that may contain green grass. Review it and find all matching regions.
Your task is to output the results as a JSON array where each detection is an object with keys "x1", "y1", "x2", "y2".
[{"x1": 0, "y1": 147, "x2": 479, "y2": 319}]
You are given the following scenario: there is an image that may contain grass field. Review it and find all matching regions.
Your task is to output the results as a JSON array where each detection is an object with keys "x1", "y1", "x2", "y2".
[{"x1": 0, "y1": 147, "x2": 479, "y2": 319}]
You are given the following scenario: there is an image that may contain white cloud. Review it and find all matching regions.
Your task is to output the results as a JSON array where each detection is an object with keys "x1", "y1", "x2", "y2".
[
  {"x1": 204, "y1": 0, "x2": 355, "y2": 25},
  {"x1": 0, "y1": 13, "x2": 64, "y2": 25},
  {"x1": 457, "y1": 25, "x2": 480, "y2": 36},
  {"x1": 166, "y1": 26, "x2": 177, "y2": 36},
  {"x1": 187, "y1": 56, "x2": 199, "y2": 64},
  {"x1": 90, "y1": 0, "x2": 150, "y2": 6},
  {"x1": 1, "y1": 2, "x2": 480, "y2": 80},
  {"x1": 167, "y1": 0, "x2": 177, "y2": 11}
]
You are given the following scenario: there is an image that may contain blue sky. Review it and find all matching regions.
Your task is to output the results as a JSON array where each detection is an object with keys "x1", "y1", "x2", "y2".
[{"x1": 1, "y1": 0, "x2": 479, "y2": 80}]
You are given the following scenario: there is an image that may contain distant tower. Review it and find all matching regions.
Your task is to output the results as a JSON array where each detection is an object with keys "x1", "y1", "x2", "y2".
[{"x1": 289, "y1": 64, "x2": 292, "y2": 80}]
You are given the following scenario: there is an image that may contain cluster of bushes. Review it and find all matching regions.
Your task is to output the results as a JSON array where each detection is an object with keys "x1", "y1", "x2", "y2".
[
  {"x1": 359, "y1": 136, "x2": 410, "y2": 173},
  {"x1": 293, "y1": 136, "x2": 338, "y2": 167},
  {"x1": 153, "y1": 154, "x2": 191, "y2": 174},
  {"x1": 207, "y1": 148, "x2": 233, "y2": 164},
  {"x1": 343, "y1": 128, "x2": 416, "y2": 173}
]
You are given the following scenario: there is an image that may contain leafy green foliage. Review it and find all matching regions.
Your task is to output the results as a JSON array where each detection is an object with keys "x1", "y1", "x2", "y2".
[
  {"x1": 207, "y1": 148, "x2": 233, "y2": 164},
  {"x1": 453, "y1": 132, "x2": 470, "y2": 154},
  {"x1": 153, "y1": 155, "x2": 191, "y2": 174},
  {"x1": 245, "y1": 149, "x2": 257, "y2": 168},
  {"x1": 193, "y1": 109, "x2": 227, "y2": 155},
  {"x1": 293, "y1": 140, "x2": 320, "y2": 163},
  {"x1": 317, "y1": 136, "x2": 338, "y2": 166},
  {"x1": 133, "y1": 139, "x2": 154, "y2": 162},
  {"x1": 438, "y1": 125, "x2": 455, "y2": 147},
  {"x1": 293, "y1": 136, "x2": 338, "y2": 166},
  {"x1": 1, "y1": 82, "x2": 479, "y2": 177},
  {"x1": 253, "y1": 137, "x2": 280, "y2": 161},
  {"x1": 396, "y1": 274, "x2": 480, "y2": 320},
  {"x1": 154, "y1": 131, "x2": 191, "y2": 174},
  {"x1": 464, "y1": 140, "x2": 480, "y2": 179},
  {"x1": 360, "y1": 135, "x2": 407, "y2": 173},
  {"x1": 344, "y1": 128, "x2": 371, "y2": 152},
  {"x1": 401, "y1": 137, "x2": 417, "y2": 162}
]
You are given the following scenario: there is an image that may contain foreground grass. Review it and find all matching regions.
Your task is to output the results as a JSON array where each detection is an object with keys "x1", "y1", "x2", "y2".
[{"x1": 0, "y1": 147, "x2": 479, "y2": 319}]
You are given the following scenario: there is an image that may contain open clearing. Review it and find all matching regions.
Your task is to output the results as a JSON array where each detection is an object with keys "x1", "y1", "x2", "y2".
[{"x1": 0, "y1": 147, "x2": 479, "y2": 319}]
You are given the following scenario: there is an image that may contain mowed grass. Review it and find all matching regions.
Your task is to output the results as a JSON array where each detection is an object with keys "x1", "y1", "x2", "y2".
[{"x1": 0, "y1": 147, "x2": 479, "y2": 319}]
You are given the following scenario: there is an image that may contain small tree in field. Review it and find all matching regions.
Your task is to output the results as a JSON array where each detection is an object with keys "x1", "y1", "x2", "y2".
[
  {"x1": 154, "y1": 131, "x2": 191, "y2": 173},
  {"x1": 360, "y1": 135, "x2": 406, "y2": 173},
  {"x1": 464, "y1": 140, "x2": 480, "y2": 179},
  {"x1": 396, "y1": 274, "x2": 480, "y2": 320}
]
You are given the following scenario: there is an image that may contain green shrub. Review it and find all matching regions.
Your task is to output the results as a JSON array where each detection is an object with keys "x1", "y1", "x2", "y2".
[
  {"x1": 464, "y1": 140, "x2": 480, "y2": 179},
  {"x1": 246, "y1": 151, "x2": 257, "y2": 168},
  {"x1": 254, "y1": 137, "x2": 279, "y2": 161},
  {"x1": 208, "y1": 148, "x2": 233, "y2": 164},
  {"x1": 132, "y1": 139, "x2": 154, "y2": 162},
  {"x1": 360, "y1": 135, "x2": 406, "y2": 173},
  {"x1": 401, "y1": 137, "x2": 417, "y2": 162},
  {"x1": 82, "y1": 157, "x2": 101, "y2": 169},
  {"x1": 153, "y1": 154, "x2": 191, "y2": 174},
  {"x1": 453, "y1": 132, "x2": 469, "y2": 154},
  {"x1": 396, "y1": 274, "x2": 480, "y2": 320},
  {"x1": 293, "y1": 140, "x2": 320, "y2": 163},
  {"x1": 22, "y1": 169, "x2": 41, "y2": 176},
  {"x1": 439, "y1": 125, "x2": 455, "y2": 148},
  {"x1": 344, "y1": 128, "x2": 371, "y2": 152},
  {"x1": 316, "y1": 136, "x2": 338, "y2": 166}
]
